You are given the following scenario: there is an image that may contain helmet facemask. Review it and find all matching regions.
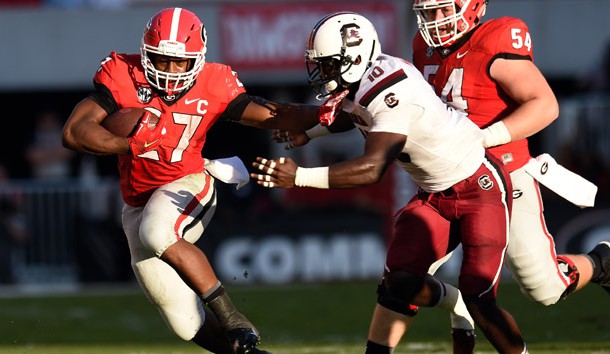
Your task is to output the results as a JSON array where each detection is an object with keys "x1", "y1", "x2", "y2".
[
  {"x1": 413, "y1": 0, "x2": 487, "y2": 47},
  {"x1": 140, "y1": 8, "x2": 207, "y2": 95},
  {"x1": 306, "y1": 54, "x2": 355, "y2": 98},
  {"x1": 141, "y1": 48, "x2": 205, "y2": 95}
]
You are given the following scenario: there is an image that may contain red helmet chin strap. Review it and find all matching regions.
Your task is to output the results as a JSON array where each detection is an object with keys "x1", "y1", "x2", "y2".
[{"x1": 318, "y1": 89, "x2": 350, "y2": 126}]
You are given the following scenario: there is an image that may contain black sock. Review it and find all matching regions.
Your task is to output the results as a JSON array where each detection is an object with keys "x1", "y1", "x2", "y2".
[
  {"x1": 202, "y1": 281, "x2": 225, "y2": 304},
  {"x1": 365, "y1": 340, "x2": 394, "y2": 354},
  {"x1": 202, "y1": 284, "x2": 254, "y2": 332}
]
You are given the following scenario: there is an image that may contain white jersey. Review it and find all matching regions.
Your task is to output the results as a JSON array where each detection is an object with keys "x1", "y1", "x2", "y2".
[{"x1": 345, "y1": 54, "x2": 485, "y2": 193}]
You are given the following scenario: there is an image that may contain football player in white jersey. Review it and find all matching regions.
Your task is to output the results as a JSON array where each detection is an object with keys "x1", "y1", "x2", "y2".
[{"x1": 253, "y1": 12, "x2": 529, "y2": 354}]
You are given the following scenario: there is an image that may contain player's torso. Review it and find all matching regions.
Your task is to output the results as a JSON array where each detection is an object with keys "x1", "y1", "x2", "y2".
[
  {"x1": 412, "y1": 17, "x2": 533, "y2": 171},
  {"x1": 349, "y1": 54, "x2": 484, "y2": 192},
  {"x1": 95, "y1": 52, "x2": 244, "y2": 205}
]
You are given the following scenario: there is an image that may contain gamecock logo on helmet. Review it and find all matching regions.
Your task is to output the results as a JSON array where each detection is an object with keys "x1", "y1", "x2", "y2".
[{"x1": 341, "y1": 24, "x2": 363, "y2": 47}]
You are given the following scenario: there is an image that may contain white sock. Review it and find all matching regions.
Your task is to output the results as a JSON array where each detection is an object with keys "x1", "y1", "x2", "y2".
[{"x1": 435, "y1": 281, "x2": 475, "y2": 331}]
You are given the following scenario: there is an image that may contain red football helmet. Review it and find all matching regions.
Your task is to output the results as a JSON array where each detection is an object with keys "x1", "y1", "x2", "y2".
[
  {"x1": 413, "y1": 0, "x2": 488, "y2": 47},
  {"x1": 140, "y1": 7, "x2": 207, "y2": 94}
]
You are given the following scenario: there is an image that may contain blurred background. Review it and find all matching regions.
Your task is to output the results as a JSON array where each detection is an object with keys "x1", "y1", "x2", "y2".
[{"x1": 0, "y1": 0, "x2": 609, "y2": 292}]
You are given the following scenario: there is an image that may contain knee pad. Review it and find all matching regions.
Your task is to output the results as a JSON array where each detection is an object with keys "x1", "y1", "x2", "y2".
[
  {"x1": 376, "y1": 272, "x2": 422, "y2": 316},
  {"x1": 557, "y1": 255, "x2": 580, "y2": 300},
  {"x1": 385, "y1": 271, "x2": 424, "y2": 300},
  {"x1": 139, "y1": 217, "x2": 175, "y2": 257},
  {"x1": 376, "y1": 281, "x2": 419, "y2": 316}
]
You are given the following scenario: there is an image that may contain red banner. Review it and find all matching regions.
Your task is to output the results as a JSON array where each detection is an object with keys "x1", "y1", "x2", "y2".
[{"x1": 219, "y1": 2, "x2": 398, "y2": 71}]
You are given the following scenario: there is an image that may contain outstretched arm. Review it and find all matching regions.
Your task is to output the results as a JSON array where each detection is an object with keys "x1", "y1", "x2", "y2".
[
  {"x1": 238, "y1": 98, "x2": 321, "y2": 131},
  {"x1": 273, "y1": 112, "x2": 357, "y2": 150},
  {"x1": 251, "y1": 131, "x2": 406, "y2": 189},
  {"x1": 239, "y1": 91, "x2": 356, "y2": 133}
]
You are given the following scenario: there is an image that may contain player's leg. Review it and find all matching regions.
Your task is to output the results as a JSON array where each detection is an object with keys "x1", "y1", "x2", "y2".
[
  {"x1": 428, "y1": 251, "x2": 476, "y2": 354},
  {"x1": 461, "y1": 296, "x2": 526, "y2": 353},
  {"x1": 368, "y1": 176, "x2": 473, "y2": 354},
  {"x1": 123, "y1": 205, "x2": 233, "y2": 353},
  {"x1": 366, "y1": 303, "x2": 415, "y2": 353},
  {"x1": 137, "y1": 173, "x2": 263, "y2": 353},
  {"x1": 192, "y1": 306, "x2": 271, "y2": 354},
  {"x1": 588, "y1": 241, "x2": 610, "y2": 294},
  {"x1": 368, "y1": 265, "x2": 471, "y2": 353},
  {"x1": 506, "y1": 168, "x2": 591, "y2": 304},
  {"x1": 374, "y1": 273, "x2": 474, "y2": 352},
  {"x1": 366, "y1": 197, "x2": 454, "y2": 352},
  {"x1": 192, "y1": 306, "x2": 246, "y2": 353},
  {"x1": 457, "y1": 159, "x2": 527, "y2": 353}
]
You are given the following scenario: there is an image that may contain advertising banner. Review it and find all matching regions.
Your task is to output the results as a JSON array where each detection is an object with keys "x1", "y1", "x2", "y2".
[{"x1": 219, "y1": 2, "x2": 398, "y2": 72}]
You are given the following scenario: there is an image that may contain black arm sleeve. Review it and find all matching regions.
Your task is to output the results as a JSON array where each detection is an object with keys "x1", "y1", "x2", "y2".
[
  {"x1": 218, "y1": 92, "x2": 252, "y2": 122},
  {"x1": 87, "y1": 81, "x2": 118, "y2": 115}
]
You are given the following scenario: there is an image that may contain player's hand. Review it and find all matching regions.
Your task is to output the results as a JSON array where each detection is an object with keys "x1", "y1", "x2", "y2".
[
  {"x1": 272, "y1": 129, "x2": 310, "y2": 150},
  {"x1": 251, "y1": 157, "x2": 298, "y2": 188},
  {"x1": 128, "y1": 111, "x2": 166, "y2": 156},
  {"x1": 318, "y1": 89, "x2": 349, "y2": 126}
]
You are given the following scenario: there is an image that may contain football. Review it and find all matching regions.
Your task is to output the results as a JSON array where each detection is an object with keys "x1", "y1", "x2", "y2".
[{"x1": 101, "y1": 107, "x2": 159, "y2": 137}]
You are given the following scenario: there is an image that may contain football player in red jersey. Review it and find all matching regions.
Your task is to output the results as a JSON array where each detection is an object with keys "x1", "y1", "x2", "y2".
[
  {"x1": 255, "y1": 11, "x2": 529, "y2": 354},
  {"x1": 61, "y1": 7, "x2": 327, "y2": 354},
  {"x1": 363, "y1": 1, "x2": 610, "y2": 353}
]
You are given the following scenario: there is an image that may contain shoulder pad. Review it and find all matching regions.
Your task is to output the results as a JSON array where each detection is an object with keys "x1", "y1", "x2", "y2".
[
  {"x1": 201, "y1": 62, "x2": 246, "y2": 102},
  {"x1": 472, "y1": 17, "x2": 533, "y2": 58}
]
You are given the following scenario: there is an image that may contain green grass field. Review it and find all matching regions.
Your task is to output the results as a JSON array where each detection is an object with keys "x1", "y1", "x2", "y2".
[{"x1": 0, "y1": 280, "x2": 608, "y2": 353}]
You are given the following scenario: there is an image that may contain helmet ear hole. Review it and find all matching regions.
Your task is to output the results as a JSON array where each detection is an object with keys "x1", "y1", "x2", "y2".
[{"x1": 341, "y1": 55, "x2": 353, "y2": 66}]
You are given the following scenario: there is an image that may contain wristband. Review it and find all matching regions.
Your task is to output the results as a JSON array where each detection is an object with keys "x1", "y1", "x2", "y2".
[
  {"x1": 295, "y1": 166, "x2": 330, "y2": 189},
  {"x1": 482, "y1": 121, "x2": 511, "y2": 148},
  {"x1": 304, "y1": 124, "x2": 331, "y2": 140}
]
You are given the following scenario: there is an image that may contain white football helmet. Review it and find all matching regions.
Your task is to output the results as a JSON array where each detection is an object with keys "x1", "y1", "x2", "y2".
[
  {"x1": 413, "y1": 0, "x2": 488, "y2": 47},
  {"x1": 305, "y1": 12, "x2": 381, "y2": 97},
  {"x1": 140, "y1": 7, "x2": 207, "y2": 94}
]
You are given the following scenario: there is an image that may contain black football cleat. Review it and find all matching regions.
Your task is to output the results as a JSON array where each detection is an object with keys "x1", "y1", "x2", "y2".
[
  {"x1": 588, "y1": 241, "x2": 610, "y2": 294},
  {"x1": 228, "y1": 328, "x2": 264, "y2": 354},
  {"x1": 451, "y1": 328, "x2": 475, "y2": 354}
]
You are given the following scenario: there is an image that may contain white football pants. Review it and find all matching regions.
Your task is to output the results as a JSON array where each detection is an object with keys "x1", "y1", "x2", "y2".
[{"x1": 122, "y1": 172, "x2": 217, "y2": 340}]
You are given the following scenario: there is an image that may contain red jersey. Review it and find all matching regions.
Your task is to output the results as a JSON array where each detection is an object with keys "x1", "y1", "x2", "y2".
[
  {"x1": 94, "y1": 51, "x2": 246, "y2": 206},
  {"x1": 412, "y1": 17, "x2": 534, "y2": 172}
]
